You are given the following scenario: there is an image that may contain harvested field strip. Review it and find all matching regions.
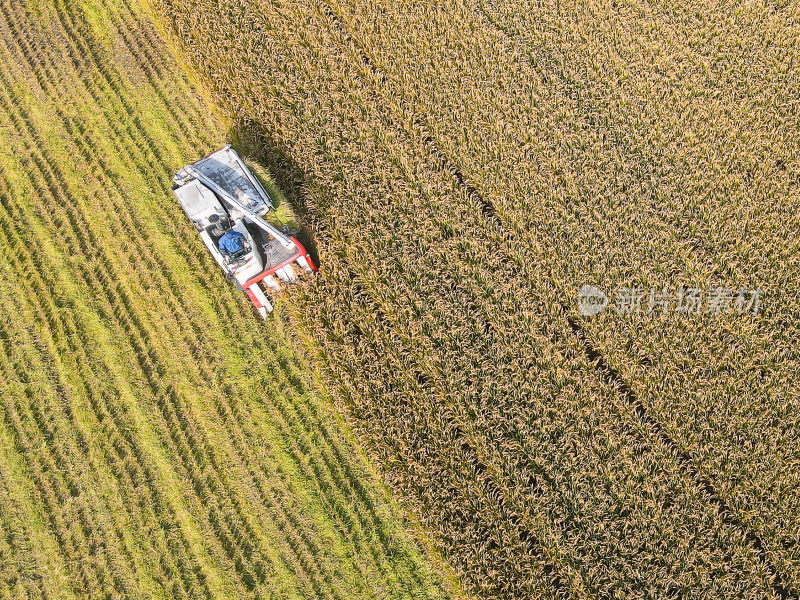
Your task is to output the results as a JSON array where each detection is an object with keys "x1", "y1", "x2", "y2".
[
  {"x1": 150, "y1": 0, "x2": 789, "y2": 596},
  {"x1": 1, "y1": 3, "x2": 247, "y2": 334},
  {"x1": 0, "y1": 415, "x2": 78, "y2": 600},
  {"x1": 310, "y1": 0, "x2": 800, "y2": 588},
  {"x1": 0, "y1": 74, "x2": 357, "y2": 600},
  {"x1": 0, "y1": 186, "x2": 213, "y2": 600},
  {"x1": 0, "y1": 1, "x2": 457, "y2": 599},
  {"x1": 1, "y1": 10, "x2": 443, "y2": 595},
  {"x1": 0, "y1": 273, "x2": 140, "y2": 597},
  {"x1": 0, "y1": 92, "x2": 245, "y2": 599}
]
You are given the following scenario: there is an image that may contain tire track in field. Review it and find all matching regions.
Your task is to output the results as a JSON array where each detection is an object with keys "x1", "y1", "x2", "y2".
[
  {"x1": 299, "y1": 3, "x2": 795, "y2": 597},
  {"x1": 409, "y1": 2, "x2": 800, "y2": 595},
  {"x1": 316, "y1": 3, "x2": 796, "y2": 597},
  {"x1": 471, "y1": 0, "x2": 800, "y2": 579}
]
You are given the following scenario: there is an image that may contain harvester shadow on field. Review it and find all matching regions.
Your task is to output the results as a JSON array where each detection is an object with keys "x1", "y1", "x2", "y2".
[{"x1": 229, "y1": 119, "x2": 321, "y2": 269}]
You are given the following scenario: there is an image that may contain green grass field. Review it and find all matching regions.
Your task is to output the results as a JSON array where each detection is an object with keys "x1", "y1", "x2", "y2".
[{"x1": 0, "y1": 1, "x2": 459, "y2": 598}]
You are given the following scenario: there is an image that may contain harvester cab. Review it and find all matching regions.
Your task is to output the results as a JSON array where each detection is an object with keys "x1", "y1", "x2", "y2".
[{"x1": 172, "y1": 146, "x2": 316, "y2": 318}]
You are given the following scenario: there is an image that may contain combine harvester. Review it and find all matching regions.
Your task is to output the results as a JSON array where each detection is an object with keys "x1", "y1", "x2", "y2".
[{"x1": 173, "y1": 146, "x2": 316, "y2": 318}]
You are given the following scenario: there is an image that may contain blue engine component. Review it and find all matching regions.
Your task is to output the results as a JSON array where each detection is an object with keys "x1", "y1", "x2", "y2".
[{"x1": 218, "y1": 229, "x2": 246, "y2": 255}]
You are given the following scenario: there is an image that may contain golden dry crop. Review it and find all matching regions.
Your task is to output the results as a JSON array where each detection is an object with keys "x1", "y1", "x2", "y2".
[{"x1": 148, "y1": 0, "x2": 800, "y2": 597}]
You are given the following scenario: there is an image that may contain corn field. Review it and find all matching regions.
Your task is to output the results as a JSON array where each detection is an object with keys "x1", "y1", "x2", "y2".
[
  {"x1": 0, "y1": 1, "x2": 457, "y2": 598},
  {"x1": 148, "y1": 0, "x2": 800, "y2": 597}
]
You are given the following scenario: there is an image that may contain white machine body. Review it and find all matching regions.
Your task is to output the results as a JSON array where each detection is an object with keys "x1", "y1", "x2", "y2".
[{"x1": 173, "y1": 146, "x2": 317, "y2": 318}]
